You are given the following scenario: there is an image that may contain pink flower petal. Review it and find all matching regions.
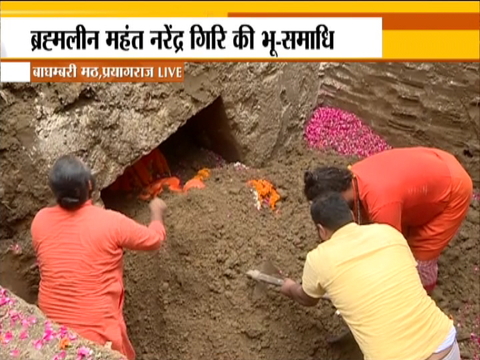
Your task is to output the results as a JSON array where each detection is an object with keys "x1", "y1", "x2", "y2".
[
  {"x1": 3, "y1": 331, "x2": 13, "y2": 344},
  {"x1": 77, "y1": 346, "x2": 93, "y2": 356},
  {"x1": 21, "y1": 319, "x2": 30, "y2": 328},
  {"x1": 53, "y1": 351, "x2": 67, "y2": 360},
  {"x1": 472, "y1": 191, "x2": 480, "y2": 201},
  {"x1": 43, "y1": 329, "x2": 55, "y2": 342},
  {"x1": 9, "y1": 244, "x2": 22, "y2": 254},
  {"x1": 33, "y1": 339, "x2": 44, "y2": 350},
  {"x1": 9, "y1": 311, "x2": 23, "y2": 327},
  {"x1": 0, "y1": 293, "x2": 13, "y2": 306},
  {"x1": 76, "y1": 346, "x2": 95, "y2": 360},
  {"x1": 59, "y1": 326, "x2": 68, "y2": 336},
  {"x1": 10, "y1": 349, "x2": 20, "y2": 357}
]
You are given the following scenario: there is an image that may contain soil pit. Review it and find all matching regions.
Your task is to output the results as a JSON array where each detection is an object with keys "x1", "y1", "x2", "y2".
[
  {"x1": 1, "y1": 99, "x2": 479, "y2": 359},
  {"x1": 158, "y1": 97, "x2": 241, "y2": 179},
  {"x1": 102, "y1": 145, "x2": 479, "y2": 360},
  {"x1": 101, "y1": 97, "x2": 241, "y2": 208}
]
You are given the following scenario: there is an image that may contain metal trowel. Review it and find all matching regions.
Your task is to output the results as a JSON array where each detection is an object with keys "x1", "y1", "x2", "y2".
[{"x1": 247, "y1": 259, "x2": 284, "y2": 299}]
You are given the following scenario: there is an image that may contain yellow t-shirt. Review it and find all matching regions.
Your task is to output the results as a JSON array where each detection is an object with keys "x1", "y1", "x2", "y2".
[{"x1": 302, "y1": 222, "x2": 453, "y2": 360}]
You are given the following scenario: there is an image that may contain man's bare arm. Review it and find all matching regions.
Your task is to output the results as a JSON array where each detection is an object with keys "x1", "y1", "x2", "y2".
[{"x1": 280, "y1": 279, "x2": 320, "y2": 307}]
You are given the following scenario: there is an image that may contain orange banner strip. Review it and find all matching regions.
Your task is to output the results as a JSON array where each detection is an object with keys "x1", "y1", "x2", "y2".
[
  {"x1": 30, "y1": 60, "x2": 184, "y2": 82},
  {"x1": 228, "y1": 13, "x2": 480, "y2": 30}
]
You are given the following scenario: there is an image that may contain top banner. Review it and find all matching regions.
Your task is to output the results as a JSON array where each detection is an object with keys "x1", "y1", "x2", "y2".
[
  {"x1": 0, "y1": 1, "x2": 479, "y2": 61},
  {"x1": 2, "y1": 17, "x2": 383, "y2": 60}
]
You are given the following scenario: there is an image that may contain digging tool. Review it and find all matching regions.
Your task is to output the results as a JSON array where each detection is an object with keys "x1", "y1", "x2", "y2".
[
  {"x1": 247, "y1": 261, "x2": 351, "y2": 345},
  {"x1": 327, "y1": 328, "x2": 353, "y2": 344},
  {"x1": 247, "y1": 260, "x2": 285, "y2": 299},
  {"x1": 247, "y1": 269, "x2": 285, "y2": 286}
]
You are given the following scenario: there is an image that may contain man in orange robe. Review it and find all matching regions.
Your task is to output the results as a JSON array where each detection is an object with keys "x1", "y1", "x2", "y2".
[
  {"x1": 31, "y1": 155, "x2": 168, "y2": 359},
  {"x1": 304, "y1": 147, "x2": 473, "y2": 293}
]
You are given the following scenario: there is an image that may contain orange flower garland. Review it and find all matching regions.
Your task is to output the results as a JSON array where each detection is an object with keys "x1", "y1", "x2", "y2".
[{"x1": 248, "y1": 179, "x2": 280, "y2": 210}]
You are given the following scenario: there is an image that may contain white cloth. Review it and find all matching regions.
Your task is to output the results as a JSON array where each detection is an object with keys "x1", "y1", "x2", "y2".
[
  {"x1": 435, "y1": 326, "x2": 456, "y2": 353},
  {"x1": 438, "y1": 340, "x2": 460, "y2": 360}
]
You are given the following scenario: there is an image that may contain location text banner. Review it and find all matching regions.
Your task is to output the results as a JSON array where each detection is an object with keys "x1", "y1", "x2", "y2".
[
  {"x1": 1, "y1": 17, "x2": 383, "y2": 60},
  {"x1": 0, "y1": 60, "x2": 185, "y2": 83}
]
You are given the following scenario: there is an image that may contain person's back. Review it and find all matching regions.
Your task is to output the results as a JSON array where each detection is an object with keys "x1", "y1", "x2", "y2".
[
  {"x1": 351, "y1": 147, "x2": 462, "y2": 227},
  {"x1": 31, "y1": 155, "x2": 167, "y2": 360},
  {"x1": 33, "y1": 203, "x2": 141, "y2": 328},
  {"x1": 307, "y1": 222, "x2": 453, "y2": 359},
  {"x1": 303, "y1": 147, "x2": 472, "y2": 293}
]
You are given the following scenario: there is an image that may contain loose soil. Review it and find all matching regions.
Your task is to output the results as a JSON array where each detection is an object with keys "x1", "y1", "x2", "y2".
[{"x1": 99, "y1": 145, "x2": 479, "y2": 360}]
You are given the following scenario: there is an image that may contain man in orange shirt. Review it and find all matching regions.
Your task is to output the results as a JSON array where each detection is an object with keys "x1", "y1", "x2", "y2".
[
  {"x1": 303, "y1": 147, "x2": 472, "y2": 294},
  {"x1": 31, "y1": 155, "x2": 168, "y2": 359}
]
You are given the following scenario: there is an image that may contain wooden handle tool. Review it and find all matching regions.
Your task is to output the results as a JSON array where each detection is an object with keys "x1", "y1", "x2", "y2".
[{"x1": 246, "y1": 269, "x2": 285, "y2": 286}]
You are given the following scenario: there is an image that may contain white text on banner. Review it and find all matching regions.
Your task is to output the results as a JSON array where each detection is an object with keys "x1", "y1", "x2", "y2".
[{"x1": 1, "y1": 17, "x2": 383, "y2": 59}]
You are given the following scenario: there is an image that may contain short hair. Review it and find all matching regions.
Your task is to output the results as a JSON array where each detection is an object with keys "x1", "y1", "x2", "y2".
[
  {"x1": 48, "y1": 155, "x2": 95, "y2": 211},
  {"x1": 310, "y1": 192, "x2": 354, "y2": 232},
  {"x1": 304, "y1": 166, "x2": 353, "y2": 201}
]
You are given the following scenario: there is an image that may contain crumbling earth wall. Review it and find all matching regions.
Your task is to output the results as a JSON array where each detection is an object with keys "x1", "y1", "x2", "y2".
[{"x1": 318, "y1": 62, "x2": 480, "y2": 184}]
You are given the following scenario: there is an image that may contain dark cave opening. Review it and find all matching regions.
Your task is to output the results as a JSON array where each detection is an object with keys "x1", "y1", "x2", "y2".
[{"x1": 101, "y1": 97, "x2": 242, "y2": 209}]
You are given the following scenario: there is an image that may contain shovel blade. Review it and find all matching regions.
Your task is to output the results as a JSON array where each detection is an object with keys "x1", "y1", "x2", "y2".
[
  {"x1": 327, "y1": 329, "x2": 354, "y2": 344},
  {"x1": 252, "y1": 281, "x2": 268, "y2": 300},
  {"x1": 251, "y1": 259, "x2": 282, "y2": 300},
  {"x1": 262, "y1": 260, "x2": 282, "y2": 277}
]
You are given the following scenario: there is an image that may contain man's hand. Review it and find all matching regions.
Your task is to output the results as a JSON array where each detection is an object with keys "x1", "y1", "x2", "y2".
[
  {"x1": 280, "y1": 278, "x2": 297, "y2": 298},
  {"x1": 149, "y1": 198, "x2": 167, "y2": 221}
]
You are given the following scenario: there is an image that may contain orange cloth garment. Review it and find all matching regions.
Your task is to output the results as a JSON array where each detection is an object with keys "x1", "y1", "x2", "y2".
[
  {"x1": 31, "y1": 200, "x2": 166, "y2": 360},
  {"x1": 351, "y1": 147, "x2": 472, "y2": 261}
]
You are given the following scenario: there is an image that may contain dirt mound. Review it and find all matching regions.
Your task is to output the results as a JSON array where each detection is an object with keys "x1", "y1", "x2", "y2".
[
  {"x1": 101, "y1": 146, "x2": 480, "y2": 360},
  {"x1": 105, "y1": 148, "x2": 358, "y2": 360}
]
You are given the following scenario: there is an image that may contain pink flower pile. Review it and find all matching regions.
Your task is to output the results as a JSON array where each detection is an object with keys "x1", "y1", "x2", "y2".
[{"x1": 304, "y1": 107, "x2": 392, "y2": 157}]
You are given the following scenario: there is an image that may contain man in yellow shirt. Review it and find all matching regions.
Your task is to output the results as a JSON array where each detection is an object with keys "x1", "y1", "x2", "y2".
[{"x1": 280, "y1": 192, "x2": 459, "y2": 360}]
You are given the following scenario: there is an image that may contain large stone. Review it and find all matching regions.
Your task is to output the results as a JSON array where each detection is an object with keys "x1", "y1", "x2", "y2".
[{"x1": 0, "y1": 286, "x2": 124, "y2": 359}]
